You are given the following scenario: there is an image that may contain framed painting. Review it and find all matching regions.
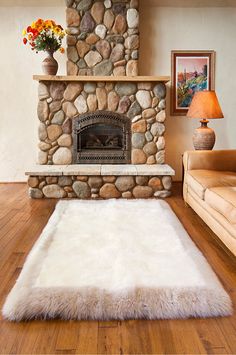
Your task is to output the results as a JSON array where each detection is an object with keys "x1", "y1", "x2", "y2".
[{"x1": 171, "y1": 50, "x2": 215, "y2": 116}]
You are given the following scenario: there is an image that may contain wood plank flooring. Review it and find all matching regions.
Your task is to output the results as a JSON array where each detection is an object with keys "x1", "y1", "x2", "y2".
[{"x1": 0, "y1": 183, "x2": 235, "y2": 355}]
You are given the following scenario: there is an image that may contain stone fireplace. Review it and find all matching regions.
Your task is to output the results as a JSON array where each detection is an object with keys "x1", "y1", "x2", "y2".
[
  {"x1": 73, "y1": 110, "x2": 131, "y2": 164},
  {"x1": 36, "y1": 79, "x2": 168, "y2": 166},
  {"x1": 26, "y1": 0, "x2": 175, "y2": 199}
]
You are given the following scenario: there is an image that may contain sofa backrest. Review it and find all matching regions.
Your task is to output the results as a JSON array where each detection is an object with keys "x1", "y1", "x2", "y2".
[{"x1": 183, "y1": 150, "x2": 236, "y2": 172}]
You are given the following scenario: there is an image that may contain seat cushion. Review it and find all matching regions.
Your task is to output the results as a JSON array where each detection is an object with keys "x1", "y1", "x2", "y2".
[
  {"x1": 186, "y1": 170, "x2": 236, "y2": 200},
  {"x1": 205, "y1": 187, "x2": 236, "y2": 225}
]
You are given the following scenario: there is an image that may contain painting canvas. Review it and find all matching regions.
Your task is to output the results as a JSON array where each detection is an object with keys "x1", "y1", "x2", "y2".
[{"x1": 171, "y1": 51, "x2": 215, "y2": 115}]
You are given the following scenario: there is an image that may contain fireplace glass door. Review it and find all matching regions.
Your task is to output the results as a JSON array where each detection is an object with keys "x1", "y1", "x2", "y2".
[{"x1": 73, "y1": 111, "x2": 131, "y2": 164}]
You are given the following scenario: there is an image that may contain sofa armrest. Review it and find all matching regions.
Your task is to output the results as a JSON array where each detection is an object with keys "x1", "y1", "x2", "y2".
[{"x1": 183, "y1": 150, "x2": 236, "y2": 172}]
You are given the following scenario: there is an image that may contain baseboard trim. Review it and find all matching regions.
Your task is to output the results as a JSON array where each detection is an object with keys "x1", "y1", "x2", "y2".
[{"x1": 0, "y1": 182, "x2": 27, "y2": 184}]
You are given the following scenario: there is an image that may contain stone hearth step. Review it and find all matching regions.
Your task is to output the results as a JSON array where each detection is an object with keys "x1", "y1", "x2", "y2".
[
  {"x1": 26, "y1": 164, "x2": 175, "y2": 199},
  {"x1": 25, "y1": 164, "x2": 174, "y2": 176}
]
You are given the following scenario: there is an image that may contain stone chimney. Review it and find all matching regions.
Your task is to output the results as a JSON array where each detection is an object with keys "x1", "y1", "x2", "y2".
[{"x1": 65, "y1": 0, "x2": 139, "y2": 76}]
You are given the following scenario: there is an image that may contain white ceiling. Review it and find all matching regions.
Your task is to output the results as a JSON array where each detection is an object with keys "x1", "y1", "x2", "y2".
[
  {"x1": 0, "y1": 0, "x2": 236, "y2": 7},
  {"x1": 0, "y1": 0, "x2": 64, "y2": 6},
  {"x1": 143, "y1": 0, "x2": 236, "y2": 6}
]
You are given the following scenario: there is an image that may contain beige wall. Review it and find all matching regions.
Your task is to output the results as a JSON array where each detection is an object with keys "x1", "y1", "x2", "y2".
[
  {"x1": 139, "y1": 3, "x2": 236, "y2": 180},
  {"x1": 0, "y1": 1, "x2": 236, "y2": 181},
  {"x1": 0, "y1": 4, "x2": 65, "y2": 182}
]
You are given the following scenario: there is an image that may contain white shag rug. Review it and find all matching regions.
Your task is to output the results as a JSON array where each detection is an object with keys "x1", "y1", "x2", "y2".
[{"x1": 3, "y1": 199, "x2": 232, "y2": 321}]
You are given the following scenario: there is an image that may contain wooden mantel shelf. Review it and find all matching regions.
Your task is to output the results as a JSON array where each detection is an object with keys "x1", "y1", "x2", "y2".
[{"x1": 33, "y1": 75, "x2": 170, "y2": 83}]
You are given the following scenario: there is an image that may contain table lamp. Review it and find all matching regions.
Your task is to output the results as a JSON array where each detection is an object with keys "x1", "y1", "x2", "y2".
[{"x1": 187, "y1": 91, "x2": 224, "y2": 150}]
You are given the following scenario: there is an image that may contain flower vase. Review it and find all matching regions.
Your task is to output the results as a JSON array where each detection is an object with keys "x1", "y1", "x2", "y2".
[{"x1": 42, "y1": 51, "x2": 58, "y2": 75}]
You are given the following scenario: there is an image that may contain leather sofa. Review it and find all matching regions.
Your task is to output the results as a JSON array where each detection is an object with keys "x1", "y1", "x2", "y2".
[{"x1": 183, "y1": 150, "x2": 236, "y2": 256}]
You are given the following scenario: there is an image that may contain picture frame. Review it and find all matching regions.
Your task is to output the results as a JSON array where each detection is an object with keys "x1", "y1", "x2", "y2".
[{"x1": 171, "y1": 50, "x2": 215, "y2": 116}]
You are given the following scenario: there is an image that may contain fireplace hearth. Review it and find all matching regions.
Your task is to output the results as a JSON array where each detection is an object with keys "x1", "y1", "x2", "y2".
[{"x1": 73, "y1": 111, "x2": 131, "y2": 164}]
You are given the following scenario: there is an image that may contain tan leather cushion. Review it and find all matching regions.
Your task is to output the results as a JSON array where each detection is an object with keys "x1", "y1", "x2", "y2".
[
  {"x1": 187, "y1": 187, "x2": 236, "y2": 254},
  {"x1": 205, "y1": 187, "x2": 236, "y2": 225},
  {"x1": 186, "y1": 170, "x2": 236, "y2": 200}
]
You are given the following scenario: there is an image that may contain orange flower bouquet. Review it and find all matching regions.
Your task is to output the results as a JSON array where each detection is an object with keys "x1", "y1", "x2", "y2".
[{"x1": 22, "y1": 19, "x2": 65, "y2": 75}]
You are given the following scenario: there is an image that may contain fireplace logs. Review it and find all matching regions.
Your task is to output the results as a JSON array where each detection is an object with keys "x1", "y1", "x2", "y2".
[{"x1": 86, "y1": 134, "x2": 120, "y2": 149}]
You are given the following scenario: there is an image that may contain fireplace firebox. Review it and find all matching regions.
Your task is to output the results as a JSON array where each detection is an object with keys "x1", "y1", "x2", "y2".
[{"x1": 73, "y1": 111, "x2": 131, "y2": 164}]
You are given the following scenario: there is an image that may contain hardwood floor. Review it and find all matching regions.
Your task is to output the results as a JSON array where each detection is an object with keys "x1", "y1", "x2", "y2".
[{"x1": 0, "y1": 183, "x2": 235, "y2": 355}]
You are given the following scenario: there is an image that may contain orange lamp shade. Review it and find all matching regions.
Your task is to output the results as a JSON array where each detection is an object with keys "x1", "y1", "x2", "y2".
[{"x1": 187, "y1": 91, "x2": 224, "y2": 119}]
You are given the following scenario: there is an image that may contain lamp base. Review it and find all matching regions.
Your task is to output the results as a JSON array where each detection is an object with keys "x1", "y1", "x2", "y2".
[{"x1": 193, "y1": 119, "x2": 216, "y2": 150}]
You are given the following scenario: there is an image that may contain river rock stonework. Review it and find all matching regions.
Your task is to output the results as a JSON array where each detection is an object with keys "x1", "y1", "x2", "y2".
[
  {"x1": 66, "y1": 0, "x2": 139, "y2": 76},
  {"x1": 28, "y1": 1, "x2": 175, "y2": 199},
  {"x1": 37, "y1": 80, "x2": 166, "y2": 165},
  {"x1": 28, "y1": 174, "x2": 172, "y2": 199}
]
